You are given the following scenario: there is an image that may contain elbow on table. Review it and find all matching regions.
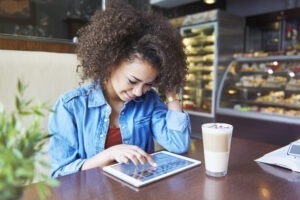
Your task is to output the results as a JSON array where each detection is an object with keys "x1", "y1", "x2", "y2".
[
  {"x1": 168, "y1": 146, "x2": 189, "y2": 154},
  {"x1": 166, "y1": 139, "x2": 190, "y2": 154}
]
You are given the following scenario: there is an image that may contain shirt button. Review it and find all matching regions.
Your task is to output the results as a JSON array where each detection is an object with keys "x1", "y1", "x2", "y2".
[
  {"x1": 100, "y1": 134, "x2": 104, "y2": 138},
  {"x1": 104, "y1": 118, "x2": 108, "y2": 122},
  {"x1": 121, "y1": 112, "x2": 124, "y2": 115},
  {"x1": 122, "y1": 125, "x2": 126, "y2": 129}
]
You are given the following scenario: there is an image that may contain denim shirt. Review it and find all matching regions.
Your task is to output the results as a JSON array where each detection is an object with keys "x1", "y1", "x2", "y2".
[{"x1": 48, "y1": 84, "x2": 191, "y2": 178}]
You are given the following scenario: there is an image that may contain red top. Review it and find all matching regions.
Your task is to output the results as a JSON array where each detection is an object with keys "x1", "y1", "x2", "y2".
[{"x1": 105, "y1": 127, "x2": 122, "y2": 149}]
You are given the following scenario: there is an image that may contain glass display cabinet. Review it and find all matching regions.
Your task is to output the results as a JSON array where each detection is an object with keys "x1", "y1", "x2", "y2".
[
  {"x1": 181, "y1": 22, "x2": 217, "y2": 117},
  {"x1": 217, "y1": 55, "x2": 300, "y2": 125},
  {"x1": 173, "y1": 9, "x2": 244, "y2": 120}
]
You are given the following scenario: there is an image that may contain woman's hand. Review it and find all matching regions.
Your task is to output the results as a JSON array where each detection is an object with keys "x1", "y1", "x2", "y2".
[
  {"x1": 107, "y1": 144, "x2": 157, "y2": 166},
  {"x1": 81, "y1": 144, "x2": 156, "y2": 171}
]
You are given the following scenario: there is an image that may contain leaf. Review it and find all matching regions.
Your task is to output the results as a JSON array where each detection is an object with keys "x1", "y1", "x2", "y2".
[
  {"x1": 25, "y1": 99, "x2": 33, "y2": 106},
  {"x1": 17, "y1": 79, "x2": 22, "y2": 94},
  {"x1": 33, "y1": 109, "x2": 45, "y2": 117},
  {"x1": 12, "y1": 148, "x2": 23, "y2": 159},
  {"x1": 0, "y1": 80, "x2": 60, "y2": 200},
  {"x1": 15, "y1": 96, "x2": 21, "y2": 111},
  {"x1": 37, "y1": 159, "x2": 50, "y2": 168},
  {"x1": 19, "y1": 110, "x2": 32, "y2": 115},
  {"x1": 11, "y1": 114, "x2": 17, "y2": 127},
  {"x1": 15, "y1": 168, "x2": 34, "y2": 178},
  {"x1": 17, "y1": 79, "x2": 28, "y2": 96}
]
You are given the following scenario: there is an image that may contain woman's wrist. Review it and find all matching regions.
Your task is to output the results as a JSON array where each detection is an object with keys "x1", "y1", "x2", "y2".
[
  {"x1": 165, "y1": 91, "x2": 182, "y2": 112},
  {"x1": 165, "y1": 94, "x2": 181, "y2": 104},
  {"x1": 81, "y1": 149, "x2": 114, "y2": 171}
]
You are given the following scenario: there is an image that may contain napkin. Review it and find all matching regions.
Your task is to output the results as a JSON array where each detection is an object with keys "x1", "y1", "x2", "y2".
[{"x1": 255, "y1": 141, "x2": 300, "y2": 173}]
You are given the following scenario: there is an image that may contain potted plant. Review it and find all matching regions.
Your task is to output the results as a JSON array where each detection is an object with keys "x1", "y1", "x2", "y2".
[{"x1": 0, "y1": 80, "x2": 59, "y2": 200}]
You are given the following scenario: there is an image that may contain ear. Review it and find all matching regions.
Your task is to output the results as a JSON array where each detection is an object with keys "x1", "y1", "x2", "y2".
[{"x1": 106, "y1": 65, "x2": 116, "y2": 78}]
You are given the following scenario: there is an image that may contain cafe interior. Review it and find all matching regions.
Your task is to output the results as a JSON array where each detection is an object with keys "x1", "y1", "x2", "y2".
[{"x1": 1, "y1": 0, "x2": 300, "y2": 199}]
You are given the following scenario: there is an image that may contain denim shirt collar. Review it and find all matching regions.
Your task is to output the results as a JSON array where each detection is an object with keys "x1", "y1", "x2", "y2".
[{"x1": 87, "y1": 84, "x2": 107, "y2": 108}]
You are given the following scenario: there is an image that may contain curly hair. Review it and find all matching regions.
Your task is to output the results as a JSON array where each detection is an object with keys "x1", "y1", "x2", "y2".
[{"x1": 76, "y1": 0, "x2": 187, "y2": 93}]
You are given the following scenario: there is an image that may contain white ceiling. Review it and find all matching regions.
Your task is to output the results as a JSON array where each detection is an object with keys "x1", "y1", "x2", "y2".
[{"x1": 150, "y1": 0, "x2": 201, "y2": 8}]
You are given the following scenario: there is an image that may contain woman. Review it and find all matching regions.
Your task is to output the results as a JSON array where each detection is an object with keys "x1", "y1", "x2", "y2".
[{"x1": 48, "y1": 1, "x2": 190, "y2": 178}]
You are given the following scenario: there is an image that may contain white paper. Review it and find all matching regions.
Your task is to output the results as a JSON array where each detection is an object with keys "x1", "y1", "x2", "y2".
[{"x1": 255, "y1": 141, "x2": 300, "y2": 173}]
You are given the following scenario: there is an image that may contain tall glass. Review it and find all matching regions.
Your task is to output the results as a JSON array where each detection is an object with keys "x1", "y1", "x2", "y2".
[{"x1": 202, "y1": 123, "x2": 233, "y2": 177}]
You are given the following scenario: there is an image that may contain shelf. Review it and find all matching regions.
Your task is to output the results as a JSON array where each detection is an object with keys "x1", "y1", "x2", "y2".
[
  {"x1": 232, "y1": 85, "x2": 300, "y2": 92},
  {"x1": 234, "y1": 55, "x2": 300, "y2": 62},
  {"x1": 186, "y1": 51, "x2": 214, "y2": 56},
  {"x1": 239, "y1": 71, "x2": 290, "y2": 76},
  {"x1": 225, "y1": 99, "x2": 300, "y2": 110},
  {"x1": 180, "y1": 22, "x2": 217, "y2": 118},
  {"x1": 217, "y1": 55, "x2": 300, "y2": 125}
]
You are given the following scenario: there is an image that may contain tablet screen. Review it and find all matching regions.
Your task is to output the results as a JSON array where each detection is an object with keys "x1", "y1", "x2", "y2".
[{"x1": 103, "y1": 151, "x2": 201, "y2": 187}]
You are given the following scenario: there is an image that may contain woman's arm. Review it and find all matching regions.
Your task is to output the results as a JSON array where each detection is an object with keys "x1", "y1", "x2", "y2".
[
  {"x1": 150, "y1": 90, "x2": 191, "y2": 154},
  {"x1": 48, "y1": 97, "x2": 85, "y2": 178}
]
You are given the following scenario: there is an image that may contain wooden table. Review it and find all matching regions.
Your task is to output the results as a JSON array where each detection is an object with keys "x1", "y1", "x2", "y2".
[{"x1": 22, "y1": 138, "x2": 300, "y2": 200}]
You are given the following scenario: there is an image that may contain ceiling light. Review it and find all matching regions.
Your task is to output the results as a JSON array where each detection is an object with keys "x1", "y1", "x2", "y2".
[{"x1": 204, "y1": 0, "x2": 216, "y2": 4}]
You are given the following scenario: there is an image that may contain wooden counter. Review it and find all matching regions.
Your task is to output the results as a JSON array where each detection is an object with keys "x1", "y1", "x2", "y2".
[
  {"x1": 0, "y1": 35, "x2": 75, "y2": 53},
  {"x1": 22, "y1": 138, "x2": 300, "y2": 200}
]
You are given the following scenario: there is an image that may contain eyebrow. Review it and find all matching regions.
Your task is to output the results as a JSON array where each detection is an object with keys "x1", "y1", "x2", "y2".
[
  {"x1": 130, "y1": 75, "x2": 142, "y2": 82},
  {"x1": 130, "y1": 75, "x2": 155, "y2": 84}
]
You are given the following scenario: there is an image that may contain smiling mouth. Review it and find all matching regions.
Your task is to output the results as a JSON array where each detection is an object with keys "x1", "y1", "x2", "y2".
[{"x1": 125, "y1": 92, "x2": 136, "y2": 100}]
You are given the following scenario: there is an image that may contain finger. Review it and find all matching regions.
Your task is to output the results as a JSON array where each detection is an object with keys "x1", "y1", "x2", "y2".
[
  {"x1": 135, "y1": 153, "x2": 147, "y2": 165},
  {"x1": 146, "y1": 155, "x2": 157, "y2": 167},
  {"x1": 127, "y1": 154, "x2": 139, "y2": 166},
  {"x1": 115, "y1": 155, "x2": 129, "y2": 164},
  {"x1": 131, "y1": 146, "x2": 157, "y2": 167},
  {"x1": 129, "y1": 147, "x2": 150, "y2": 165}
]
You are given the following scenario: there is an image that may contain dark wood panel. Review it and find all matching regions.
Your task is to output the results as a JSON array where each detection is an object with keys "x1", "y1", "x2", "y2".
[{"x1": 0, "y1": 36, "x2": 76, "y2": 53}]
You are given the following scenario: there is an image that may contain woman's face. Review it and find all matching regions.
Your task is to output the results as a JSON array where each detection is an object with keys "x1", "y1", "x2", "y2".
[{"x1": 106, "y1": 59, "x2": 158, "y2": 102}]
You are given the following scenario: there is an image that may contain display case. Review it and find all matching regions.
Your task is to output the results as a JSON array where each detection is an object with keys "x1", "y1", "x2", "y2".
[
  {"x1": 172, "y1": 9, "x2": 244, "y2": 119},
  {"x1": 217, "y1": 55, "x2": 300, "y2": 125},
  {"x1": 181, "y1": 22, "x2": 216, "y2": 117}
]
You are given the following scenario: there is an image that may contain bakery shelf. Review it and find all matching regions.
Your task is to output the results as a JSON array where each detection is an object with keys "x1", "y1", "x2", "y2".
[
  {"x1": 224, "y1": 99, "x2": 300, "y2": 109},
  {"x1": 217, "y1": 55, "x2": 300, "y2": 124}
]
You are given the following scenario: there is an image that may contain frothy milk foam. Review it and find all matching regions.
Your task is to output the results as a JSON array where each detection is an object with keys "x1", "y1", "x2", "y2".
[{"x1": 202, "y1": 123, "x2": 233, "y2": 175}]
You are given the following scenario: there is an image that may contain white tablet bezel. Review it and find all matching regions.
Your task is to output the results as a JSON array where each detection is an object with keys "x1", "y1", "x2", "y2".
[{"x1": 103, "y1": 150, "x2": 201, "y2": 187}]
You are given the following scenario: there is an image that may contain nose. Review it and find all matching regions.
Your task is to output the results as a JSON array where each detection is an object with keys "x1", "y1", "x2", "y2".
[{"x1": 133, "y1": 85, "x2": 143, "y2": 97}]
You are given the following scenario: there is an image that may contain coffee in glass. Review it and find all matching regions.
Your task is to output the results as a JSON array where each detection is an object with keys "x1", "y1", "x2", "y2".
[{"x1": 202, "y1": 123, "x2": 233, "y2": 177}]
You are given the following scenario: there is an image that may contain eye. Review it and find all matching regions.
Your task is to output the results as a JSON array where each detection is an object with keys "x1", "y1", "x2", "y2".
[
  {"x1": 145, "y1": 83, "x2": 153, "y2": 87},
  {"x1": 128, "y1": 79, "x2": 137, "y2": 84}
]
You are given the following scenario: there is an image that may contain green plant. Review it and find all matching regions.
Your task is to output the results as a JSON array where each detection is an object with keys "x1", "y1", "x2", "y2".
[{"x1": 0, "y1": 80, "x2": 59, "y2": 200}]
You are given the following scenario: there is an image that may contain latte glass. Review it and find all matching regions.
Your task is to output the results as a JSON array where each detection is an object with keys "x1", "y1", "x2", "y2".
[{"x1": 202, "y1": 123, "x2": 233, "y2": 177}]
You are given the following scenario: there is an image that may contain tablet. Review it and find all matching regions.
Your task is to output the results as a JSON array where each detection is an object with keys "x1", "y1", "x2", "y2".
[{"x1": 103, "y1": 150, "x2": 201, "y2": 187}]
